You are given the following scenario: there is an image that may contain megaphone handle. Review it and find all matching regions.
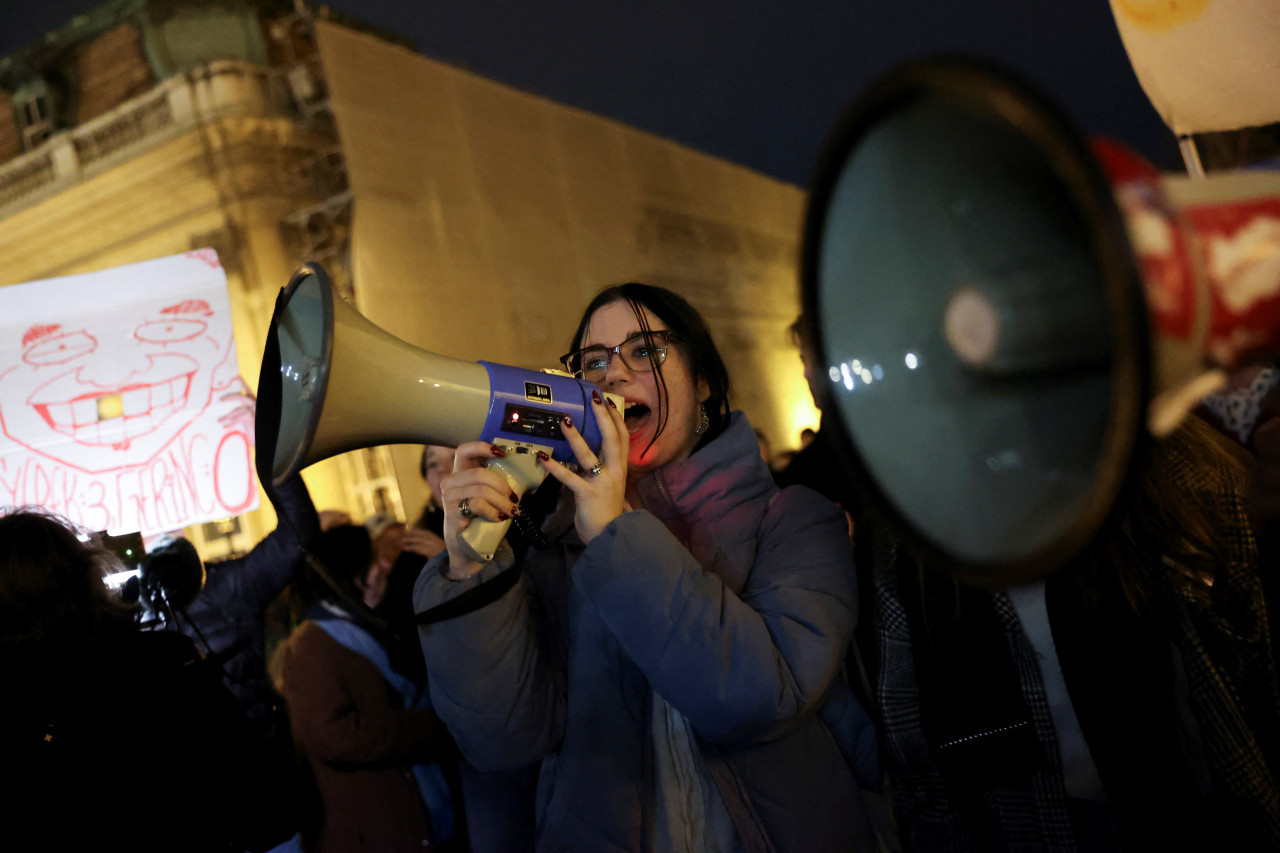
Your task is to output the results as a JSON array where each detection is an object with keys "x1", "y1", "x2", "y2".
[
  {"x1": 458, "y1": 448, "x2": 550, "y2": 563},
  {"x1": 458, "y1": 516, "x2": 514, "y2": 565}
]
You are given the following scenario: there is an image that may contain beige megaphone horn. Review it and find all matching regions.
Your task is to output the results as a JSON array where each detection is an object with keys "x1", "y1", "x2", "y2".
[
  {"x1": 255, "y1": 264, "x2": 619, "y2": 562},
  {"x1": 801, "y1": 58, "x2": 1280, "y2": 587}
]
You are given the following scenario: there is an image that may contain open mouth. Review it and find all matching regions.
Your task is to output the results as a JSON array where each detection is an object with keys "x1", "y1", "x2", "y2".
[
  {"x1": 624, "y1": 402, "x2": 651, "y2": 433},
  {"x1": 33, "y1": 372, "x2": 194, "y2": 447}
]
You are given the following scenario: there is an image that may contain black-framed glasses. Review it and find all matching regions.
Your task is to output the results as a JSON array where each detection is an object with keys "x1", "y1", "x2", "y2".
[{"x1": 560, "y1": 330, "x2": 678, "y2": 383}]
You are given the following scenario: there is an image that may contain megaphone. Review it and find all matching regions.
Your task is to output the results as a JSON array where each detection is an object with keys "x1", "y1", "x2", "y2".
[
  {"x1": 256, "y1": 263, "x2": 618, "y2": 562},
  {"x1": 802, "y1": 58, "x2": 1280, "y2": 586}
]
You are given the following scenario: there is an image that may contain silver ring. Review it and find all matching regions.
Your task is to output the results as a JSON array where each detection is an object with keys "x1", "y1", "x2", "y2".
[
  {"x1": 458, "y1": 497, "x2": 477, "y2": 519},
  {"x1": 588, "y1": 462, "x2": 605, "y2": 478}
]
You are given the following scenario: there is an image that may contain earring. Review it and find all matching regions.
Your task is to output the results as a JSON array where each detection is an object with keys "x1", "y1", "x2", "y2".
[{"x1": 695, "y1": 403, "x2": 710, "y2": 436}]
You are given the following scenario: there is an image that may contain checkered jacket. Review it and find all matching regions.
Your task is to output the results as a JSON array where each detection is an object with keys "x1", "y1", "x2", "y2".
[{"x1": 869, "y1": 432, "x2": 1280, "y2": 851}]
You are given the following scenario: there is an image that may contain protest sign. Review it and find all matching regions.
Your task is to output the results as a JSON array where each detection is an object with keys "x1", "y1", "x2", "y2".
[{"x1": 0, "y1": 250, "x2": 257, "y2": 534}]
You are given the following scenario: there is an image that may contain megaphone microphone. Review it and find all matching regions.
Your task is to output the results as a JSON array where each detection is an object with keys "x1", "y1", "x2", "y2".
[
  {"x1": 803, "y1": 58, "x2": 1280, "y2": 586},
  {"x1": 256, "y1": 263, "x2": 619, "y2": 562}
]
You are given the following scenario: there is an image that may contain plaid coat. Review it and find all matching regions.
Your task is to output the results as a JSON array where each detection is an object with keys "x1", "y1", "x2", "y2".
[{"x1": 867, "y1": 425, "x2": 1280, "y2": 852}]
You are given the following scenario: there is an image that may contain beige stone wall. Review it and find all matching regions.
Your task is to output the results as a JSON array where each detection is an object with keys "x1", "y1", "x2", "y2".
[{"x1": 316, "y1": 22, "x2": 819, "y2": 505}]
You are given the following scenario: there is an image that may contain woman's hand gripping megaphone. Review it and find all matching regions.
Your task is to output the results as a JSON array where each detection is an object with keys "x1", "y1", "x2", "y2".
[
  {"x1": 256, "y1": 262, "x2": 628, "y2": 572},
  {"x1": 443, "y1": 386, "x2": 623, "y2": 577}
]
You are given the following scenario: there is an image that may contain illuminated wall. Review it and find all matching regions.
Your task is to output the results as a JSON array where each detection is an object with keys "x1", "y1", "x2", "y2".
[{"x1": 316, "y1": 21, "x2": 820, "y2": 475}]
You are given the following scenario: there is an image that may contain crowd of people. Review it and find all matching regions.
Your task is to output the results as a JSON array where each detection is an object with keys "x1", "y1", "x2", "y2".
[{"x1": 2, "y1": 280, "x2": 1278, "y2": 852}]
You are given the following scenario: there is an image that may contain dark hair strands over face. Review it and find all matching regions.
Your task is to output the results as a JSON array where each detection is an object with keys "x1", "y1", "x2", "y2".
[{"x1": 569, "y1": 283, "x2": 731, "y2": 458}]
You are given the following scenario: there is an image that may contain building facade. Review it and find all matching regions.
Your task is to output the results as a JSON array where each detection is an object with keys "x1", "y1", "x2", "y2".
[{"x1": 0, "y1": 0, "x2": 815, "y2": 556}]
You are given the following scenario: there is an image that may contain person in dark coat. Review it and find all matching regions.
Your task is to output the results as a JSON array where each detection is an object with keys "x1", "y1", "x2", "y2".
[
  {"x1": 162, "y1": 473, "x2": 321, "y2": 750},
  {"x1": 0, "y1": 508, "x2": 291, "y2": 852},
  {"x1": 139, "y1": 385, "x2": 323, "y2": 752},
  {"x1": 862, "y1": 415, "x2": 1280, "y2": 851}
]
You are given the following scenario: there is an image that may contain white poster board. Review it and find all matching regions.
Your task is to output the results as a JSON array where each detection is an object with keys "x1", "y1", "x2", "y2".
[{"x1": 0, "y1": 250, "x2": 258, "y2": 534}]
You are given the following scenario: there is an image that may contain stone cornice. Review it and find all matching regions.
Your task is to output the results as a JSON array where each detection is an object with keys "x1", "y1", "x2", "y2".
[{"x1": 0, "y1": 60, "x2": 306, "y2": 217}]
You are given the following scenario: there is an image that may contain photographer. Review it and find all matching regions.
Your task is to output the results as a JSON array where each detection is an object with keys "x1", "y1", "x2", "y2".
[{"x1": 0, "y1": 508, "x2": 290, "y2": 851}]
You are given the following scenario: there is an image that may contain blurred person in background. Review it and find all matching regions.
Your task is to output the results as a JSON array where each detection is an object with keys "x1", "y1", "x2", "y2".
[
  {"x1": 279, "y1": 523, "x2": 458, "y2": 852},
  {"x1": 775, "y1": 315, "x2": 858, "y2": 518},
  {"x1": 374, "y1": 445, "x2": 456, "y2": 681}
]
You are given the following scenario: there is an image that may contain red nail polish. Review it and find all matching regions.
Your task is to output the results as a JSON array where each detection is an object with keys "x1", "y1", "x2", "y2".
[
  {"x1": 509, "y1": 492, "x2": 519, "y2": 503},
  {"x1": 592, "y1": 390, "x2": 603, "y2": 405},
  {"x1": 561, "y1": 415, "x2": 572, "y2": 429},
  {"x1": 497, "y1": 511, "x2": 509, "y2": 521},
  {"x1": 536, "y1": 451, "x2": 549, "y2": 462},
  {"x1": 606, "y1": 397, "x2": 617, "y2": 409},
  {"x1": 490, "y1": 445, "x2": 506, "y2": 457}
]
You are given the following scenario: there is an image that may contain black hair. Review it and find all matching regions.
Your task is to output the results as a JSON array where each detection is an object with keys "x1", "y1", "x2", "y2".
[
  {"x1": 568, "y1": 283, "x2": 731, "y2": 455},
  {"x1": 296, "y1": 523, "x2": 374, "y2": 606},
  {"x1": 787, "y1": 313, "x2": 810, "y2": 349},
  {"x1": 140, "y1": 537, "x2": 205, "y2": 612},
  {"x1": 0, "y1": 508, "x2": 136, "y2": 646}
]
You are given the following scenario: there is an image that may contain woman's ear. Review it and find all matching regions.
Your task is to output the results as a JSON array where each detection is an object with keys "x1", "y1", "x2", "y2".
[{"x1": 697, "y1": 375, "x2": 711, "y2": 405}]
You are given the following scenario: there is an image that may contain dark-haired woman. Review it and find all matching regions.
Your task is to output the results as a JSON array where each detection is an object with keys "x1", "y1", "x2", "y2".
[
  {"x1": 0, "y1": 509, "x2": 289, "y2": 852},
  {"x1": 415, "y1": 284, "x2": 877, "y2": 852}
]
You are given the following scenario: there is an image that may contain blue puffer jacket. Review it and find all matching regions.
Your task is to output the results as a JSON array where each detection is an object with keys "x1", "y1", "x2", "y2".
[{"x1": 416, "y1": 412, "x2": 877, "y2": 852}]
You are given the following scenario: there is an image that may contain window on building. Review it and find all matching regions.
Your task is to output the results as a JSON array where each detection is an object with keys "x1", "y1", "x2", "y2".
[
  {"x1": 338, "y1": 446, "x2": 406, "y2": 523},
  {"x1": 14, "y1": 80, "x2": 54, "y2": 152}
]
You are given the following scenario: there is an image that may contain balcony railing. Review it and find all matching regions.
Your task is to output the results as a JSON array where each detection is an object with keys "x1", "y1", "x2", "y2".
[
  {"x1": 72, "y1": 89, "x2": 174, "y2": 166},
  {"x1": 0, "y1": 149, "x2": 56, "y2": 210},
  {"x1": 0, "y1": 61, "x2": 292, "y2": 216}
]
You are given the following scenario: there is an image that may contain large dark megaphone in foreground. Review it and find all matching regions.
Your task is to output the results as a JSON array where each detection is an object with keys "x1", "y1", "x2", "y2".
[
  {"x1": 256, "y1": 264, "x2": 617, "y2": 562},
  {"x1": 803, "y1": 59, "x2": 1280, "y2": 586}
]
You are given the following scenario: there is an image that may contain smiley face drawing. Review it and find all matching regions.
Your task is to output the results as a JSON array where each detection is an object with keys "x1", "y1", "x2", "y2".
[{"x1": 0, "y1": 297, "x2": 237, "y2": 474}]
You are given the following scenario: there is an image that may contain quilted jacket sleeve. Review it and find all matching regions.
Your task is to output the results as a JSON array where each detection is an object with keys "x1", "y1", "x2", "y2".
[{"x1": 414, "y1": 544, "x2": 565, "y2": 771}]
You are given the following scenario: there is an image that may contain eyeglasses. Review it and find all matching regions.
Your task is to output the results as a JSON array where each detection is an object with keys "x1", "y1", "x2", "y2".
[{"x1": 560, "y1": 330, "x2": 678, "y2": 383}]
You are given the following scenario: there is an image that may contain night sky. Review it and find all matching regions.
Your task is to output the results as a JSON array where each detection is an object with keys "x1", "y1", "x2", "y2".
[{"x1": 1, "y1": 0, "x2": 1181, "y2": 186}]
